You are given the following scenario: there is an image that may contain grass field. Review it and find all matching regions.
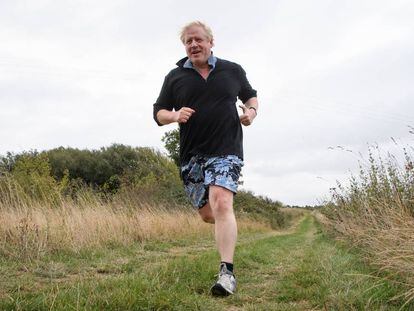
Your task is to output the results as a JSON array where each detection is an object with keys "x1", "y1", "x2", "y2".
[{"x1": 1, "y1": 213, "x2": 411, "y2": 310}]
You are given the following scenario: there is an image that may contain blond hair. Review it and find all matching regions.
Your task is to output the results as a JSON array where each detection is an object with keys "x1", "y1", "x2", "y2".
[{"x1": 180, "y1": 21, "x2": 214, "y2": 44}]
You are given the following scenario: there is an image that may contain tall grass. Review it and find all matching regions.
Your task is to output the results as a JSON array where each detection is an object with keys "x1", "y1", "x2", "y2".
[
  {"x1": 322, "y1": 143, "x2": 414, "y2": 306},
  {"x1": 0, "y1": 148, "x2": 287, "y2": 262},
  {"x1": 0, "y1": 203, "x2": 273, "y2": 262},
  {"x1": 0, "y1": 173, "x2": 272, "y2": 261}
]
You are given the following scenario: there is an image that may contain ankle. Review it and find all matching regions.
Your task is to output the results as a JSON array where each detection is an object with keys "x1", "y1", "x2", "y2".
[{"x1": 221, "y1": 261, "x2": 234, "y2": 273}]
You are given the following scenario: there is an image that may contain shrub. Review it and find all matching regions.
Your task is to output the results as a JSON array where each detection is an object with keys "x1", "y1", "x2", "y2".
[
  {"x1": 0, "y1": 145, "x2": 188, "y2": 207},
  {"x1": 235, "y1": 190, "x2": 286, "y2": 228},
  {"x1": 7, "y1": 152, "x2": 62, "y2": 206},
  {"x1": 322, "y1": 143, "x2": 414, "y2": 306}
]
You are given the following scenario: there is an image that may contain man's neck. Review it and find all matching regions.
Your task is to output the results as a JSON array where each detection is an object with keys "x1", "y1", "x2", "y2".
[{"x1": 193, "y1": 62, "x2": 209, "y2": 71}]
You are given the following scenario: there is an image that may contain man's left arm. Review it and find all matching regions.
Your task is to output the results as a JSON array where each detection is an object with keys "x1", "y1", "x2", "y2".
[
  {"x1": 237, "y1": 64, "x2": 258, "y2": 126},
  {"x1": 239, "y1": 97, "x2": 258, "y2": 126}
]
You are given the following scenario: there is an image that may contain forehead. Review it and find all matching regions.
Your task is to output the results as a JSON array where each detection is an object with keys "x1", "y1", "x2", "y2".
[{"x1": 183, "y1": 25, "x2": 209, "y2": 40}]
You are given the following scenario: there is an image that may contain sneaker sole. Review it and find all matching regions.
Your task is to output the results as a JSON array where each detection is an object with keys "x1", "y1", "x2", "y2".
[{"x1": 211, "y1": 283, "x2": 233, "y2": 296}]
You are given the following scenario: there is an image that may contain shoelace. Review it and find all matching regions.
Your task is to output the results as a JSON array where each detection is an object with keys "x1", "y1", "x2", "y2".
[{"x1": 217, "y1": 272, "x2": 235, "y2": 289}]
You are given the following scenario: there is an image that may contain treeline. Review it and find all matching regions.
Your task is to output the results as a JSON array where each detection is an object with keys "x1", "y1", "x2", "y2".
[
  {"x1": 0, "y1": 145, "x2": 184, "y2": 206},
  {"x1": 0, "y1": 144, "x2": 286, "y2": 226}
]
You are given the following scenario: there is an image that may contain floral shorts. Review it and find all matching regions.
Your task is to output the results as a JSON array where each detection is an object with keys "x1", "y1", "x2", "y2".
[{"x1": 181, "y1": 155, "x2": 244, "y2": 209}]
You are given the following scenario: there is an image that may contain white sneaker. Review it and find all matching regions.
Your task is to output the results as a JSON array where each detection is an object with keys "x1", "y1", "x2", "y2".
[{"x1": 211, "y1": 263, "x2": 236, "y2": 296}]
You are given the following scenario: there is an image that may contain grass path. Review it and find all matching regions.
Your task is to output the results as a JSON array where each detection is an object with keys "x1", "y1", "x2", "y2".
[{"x1": 1, "y1": 214, "x2": 410, "y2": 310}]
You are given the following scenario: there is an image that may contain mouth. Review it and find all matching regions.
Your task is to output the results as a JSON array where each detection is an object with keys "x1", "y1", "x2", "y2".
[{"x1": 191, "y1": 50, "x2": 201, "y2": 56}]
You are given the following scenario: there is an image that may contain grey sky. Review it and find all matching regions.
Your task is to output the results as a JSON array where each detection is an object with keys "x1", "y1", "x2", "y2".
[{"x1": 1, "y1": 0, "x2": 413, "y2": 205}]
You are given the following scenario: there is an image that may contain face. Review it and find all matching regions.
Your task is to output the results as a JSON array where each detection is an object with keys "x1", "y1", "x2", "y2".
[{"x1": 183, "y1": 26, "x2": 213, "y2": 67}]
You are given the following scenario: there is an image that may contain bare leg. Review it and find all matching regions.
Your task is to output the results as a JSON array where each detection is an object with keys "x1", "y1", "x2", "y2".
[
  {"x1": 198, "y1": 203, "x2": 215, "y2": 224},
  {"x1": 209, "y1": 185, "x2": 237, "y2": 263}
]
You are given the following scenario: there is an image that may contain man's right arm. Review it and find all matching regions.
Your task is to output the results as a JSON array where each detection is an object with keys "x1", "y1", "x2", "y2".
[
  {"x1": 154, "y1": 73, "x2": 195, "y2": 126},
  {"x1": 156, "y1": 107, "x2": 195, "y2": 125}
]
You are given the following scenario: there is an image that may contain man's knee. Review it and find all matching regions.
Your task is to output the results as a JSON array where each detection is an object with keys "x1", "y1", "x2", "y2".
[{"x1": 209, "y1": 186, "x2": 234, "y2": 214}]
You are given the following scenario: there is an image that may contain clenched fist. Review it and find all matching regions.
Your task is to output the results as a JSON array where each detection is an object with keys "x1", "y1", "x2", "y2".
[
  {"x1": 239, "y1": 104, "x2": 257, "y2": 126},
  {"x1": 175, "y1": 107, "x2": 196, "y2": 123}
]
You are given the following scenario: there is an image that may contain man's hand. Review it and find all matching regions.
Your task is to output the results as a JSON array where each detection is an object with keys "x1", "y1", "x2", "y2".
[
  {"x1": 174, "y1": 107, "x2": 196, "y2": 123},
  {"x1": 156, "y1": 107, "x2": 195, "y2": 125},
  {"x1": 239, "y1": 104, "x2": 256, "y2": 126}
]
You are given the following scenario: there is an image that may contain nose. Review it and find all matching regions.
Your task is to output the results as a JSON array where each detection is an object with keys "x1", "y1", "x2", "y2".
[{"x1": 190, "y1": 40, "x2": 198, "y2": 48}]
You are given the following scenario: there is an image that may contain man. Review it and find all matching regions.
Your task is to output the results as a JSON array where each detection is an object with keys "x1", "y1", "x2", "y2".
[{"x1": 153, "y1": 21, "x2": 258, "y2": 296}]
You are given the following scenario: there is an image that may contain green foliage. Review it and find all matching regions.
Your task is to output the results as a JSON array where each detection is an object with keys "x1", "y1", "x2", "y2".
[
  {"x1": 325, "y1": 144, "x2": 414, "y2": 219},
  {"x1": 45, "y1": 146, "x2": 113, "y2": 186},
  {"x1": 235, "y1": 190, "x2": 286, "y2": 228},
  {"x1": 115, "y1": 146, "x2": 187, "y2": 204},
  {"x1": 0, "y1": 144, "x2": 288, "y2": 216},
  {"x1": 161, "y1": 128, "x2": 180, "y2": 167},
  {"x1": 44, "y1": 144, "x2": 184, "y2": 198},
  {"x1": 9, "y1": 151, "x2": 62, "y2": 205},
  {"x1": 1, "y1": 144, "x2": 187, "y2": 206}
]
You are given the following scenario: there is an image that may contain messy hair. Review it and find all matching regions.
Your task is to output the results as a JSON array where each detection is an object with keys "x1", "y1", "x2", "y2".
[{"x1": 180, "y1": 21, "x2": 214, "y2": 44}]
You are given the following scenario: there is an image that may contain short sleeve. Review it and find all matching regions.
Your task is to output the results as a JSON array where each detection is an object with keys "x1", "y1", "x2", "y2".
[
  {"x1": 237, "y1": 66, "x2": 257, "y2": 103},
  {"x1": 153, "y1": 74, "x2": 174, "y2": 126}
]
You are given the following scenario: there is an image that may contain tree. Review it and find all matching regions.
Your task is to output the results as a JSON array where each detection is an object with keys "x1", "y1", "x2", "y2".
[{"x1": 161, "y1": 128, "x2": 180, "y2": 167}]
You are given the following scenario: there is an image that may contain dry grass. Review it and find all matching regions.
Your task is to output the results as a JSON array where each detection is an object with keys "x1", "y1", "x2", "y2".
[
  {"x1": 322, "y1": 144, "x2": 414, "y2": 307},
  {"x1": 0, "y1": 171, "x2": 273, "y2": 261},
  {"x1": 334, "y1": 204, "x2": 414, "y2": 268},
  {"x1": 0, "y1": 200, "x2": 272, "y2": 261},
  {"x1": 279, "y1": 207, "x2": 306, "y2": 218},
  {"x1": 325, "y1": 201, "x2": 414, "y2": 304}
]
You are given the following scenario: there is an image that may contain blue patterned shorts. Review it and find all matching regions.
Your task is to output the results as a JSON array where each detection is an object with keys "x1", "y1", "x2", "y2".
[{"x1": 181, "y1": 155, "x2": 244, "y2": 209}]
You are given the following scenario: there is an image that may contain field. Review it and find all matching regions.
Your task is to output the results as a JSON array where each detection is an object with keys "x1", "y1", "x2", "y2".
[
  {"x1": 1, "y1": 209, "x2": 411, "y2": 310},
  {"x1": 1, "y1": 145, "x2": 414, "y2": 310}
]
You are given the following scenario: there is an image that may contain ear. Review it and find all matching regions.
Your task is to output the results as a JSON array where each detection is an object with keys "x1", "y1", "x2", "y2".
[{"x1": 210, "y1": 39, "x2": 214, "y2": 48}]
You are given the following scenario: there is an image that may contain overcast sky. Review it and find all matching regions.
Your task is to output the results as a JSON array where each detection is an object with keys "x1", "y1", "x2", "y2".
[{"x1": 1, "y1": 0, "x2": 413, "y2": 206}]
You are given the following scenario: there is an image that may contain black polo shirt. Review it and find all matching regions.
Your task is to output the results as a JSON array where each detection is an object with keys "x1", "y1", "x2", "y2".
[{"x1": 153, "y1": 57, "x2": 257, "y2": 166}]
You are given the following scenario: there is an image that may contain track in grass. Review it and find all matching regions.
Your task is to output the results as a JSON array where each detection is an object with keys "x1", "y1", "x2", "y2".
[{"x1": 1, "y1": 214, "x2": 410, "y2": 310}]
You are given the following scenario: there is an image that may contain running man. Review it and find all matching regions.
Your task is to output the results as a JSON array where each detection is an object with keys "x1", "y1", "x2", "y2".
[{"x1": 153, "y1": 21, "x2": 258, "y2": 296}]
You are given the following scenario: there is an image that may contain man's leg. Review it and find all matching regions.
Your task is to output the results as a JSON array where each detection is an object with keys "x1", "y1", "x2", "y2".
[
  {"x1": 199, "y1": 203, "x2": 215, "y2": 224},
  {"x1": 208, "y1": 185, "x2": 237, "y2": 264}
]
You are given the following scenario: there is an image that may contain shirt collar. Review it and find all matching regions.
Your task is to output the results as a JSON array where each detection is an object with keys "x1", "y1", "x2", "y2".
[{"x1": 183, "y1": 53, "x2": 217, "y2": 70}]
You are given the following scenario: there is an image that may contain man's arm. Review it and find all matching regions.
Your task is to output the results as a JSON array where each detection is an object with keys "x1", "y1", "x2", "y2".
[
  {"x1": 239, "y1": 97, "x2": 258, "y2": 126},
  {"x1": 156, "y1": 107, "x2": 196, "y2": 125}
]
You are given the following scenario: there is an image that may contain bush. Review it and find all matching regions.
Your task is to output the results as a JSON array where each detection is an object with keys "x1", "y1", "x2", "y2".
[
  {"x1": 0, "y1": 145, "x2": 286, "y2": 225},
  {"x1": 234, "y1": 190, "x2": 286, "y2": 229},
  {"x1": 0, "y1": 145, "x2": 188, "y2": 207},
  {"x1": 13, "y1": 152, "x2": 63, "y2": 204}
]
